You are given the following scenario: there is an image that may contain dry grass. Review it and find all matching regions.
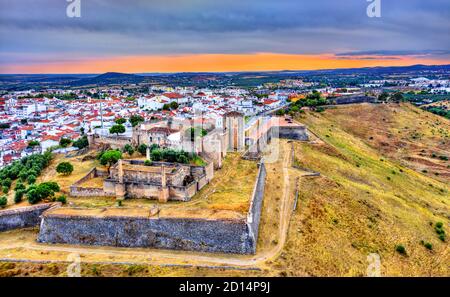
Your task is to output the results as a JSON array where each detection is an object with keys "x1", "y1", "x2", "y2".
[
  {"x1": 269, "y1": 103, "x2": 450, "y2": 276},
  {"x1": 38, "y1": 154, "x2": 104, "y2": 194}
]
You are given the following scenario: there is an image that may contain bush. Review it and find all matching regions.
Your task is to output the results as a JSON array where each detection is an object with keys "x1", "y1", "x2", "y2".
[
  {"x1": 2, "y1": 186, "x2": 8, "y2": 194},
  {"x1": 144, "y1": 160, "x2": 152, "y2": 166},
  {"x1": 395, "y1": 245, "x2": 407, "y2": 255},
  {"x1": 14, "y1": 189, "x2": 25, "y2": 203},
  {"x1": 435, "y1": 222, "x2": 443, "y2": 229},
  {"x1": 438, "y1": 234, "x2": 446, "y2": 242},
  {"x1": 424, "y1": 242, "x2": 433, "y2": 250},
  {"x1": 0, "y1": 196, "x2": 7, "y2": 208},
  {"x1": 56, "y1": 162, "x2": 74, "y2": 176},
  {"x1": 56, "y1": 195, "x2": 67, "y2": 204}
]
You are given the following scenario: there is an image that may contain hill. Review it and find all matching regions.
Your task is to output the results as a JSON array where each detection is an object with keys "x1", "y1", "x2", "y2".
[
  {"x1": 270, "y1": 103, "x2": 449, "y2": 276},
  {"x1": 69, "y1": 72, "x2": 145, "y2": 86}
]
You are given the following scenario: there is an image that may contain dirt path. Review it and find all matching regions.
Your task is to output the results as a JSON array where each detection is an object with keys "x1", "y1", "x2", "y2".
[{"x1": 0, "y1": 141, "x2": 297, "y2": 270}]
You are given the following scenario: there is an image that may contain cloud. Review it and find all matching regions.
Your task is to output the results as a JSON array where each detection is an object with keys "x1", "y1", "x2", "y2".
[{"x1": 0, "y1": 0, "x2": 449, "y2": 68}]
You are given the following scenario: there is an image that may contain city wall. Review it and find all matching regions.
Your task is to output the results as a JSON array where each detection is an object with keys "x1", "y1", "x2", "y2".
[
  {"x1": 0, "y1": 203, "x2": 60, "y2": 232},
  {"x1": 37, "y1": 162, "x2": 266, "y2": 254}
]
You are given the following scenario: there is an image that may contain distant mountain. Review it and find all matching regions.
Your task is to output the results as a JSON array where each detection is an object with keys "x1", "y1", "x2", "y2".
[{"x1": 69, "y1": 72, "x2": 145, "y2": 86}]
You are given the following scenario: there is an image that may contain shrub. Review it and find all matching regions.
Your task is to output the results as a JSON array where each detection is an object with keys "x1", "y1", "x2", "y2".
[
  {"x1": 2, "y1": 186, "x2": 8, "y2": 194},
  {"x1": 144, "y1": 160, "x2": 152, "y2": 166},
  {"x1": 0, "y1": 196, "x2": 7, "y2": 208},
  {"x1": 435, "y1": 222, "x2": 443, "y2": 229},
  {"x1": 14, "y1": 189, "x2": 25, "y2": 203},
  {"x1": 438, "y1": 234, "x2": 446, "y2": 242},
  {"x1": 117, "y1": 200, "x2": 122, "y2": 207},
  {"x1": 395, "y1": 245, "x2": 407, "y2": 255},
  {"x1": 56, "y1": 195, "x2": 67, "y2": 204},
  {"x1": 424, "y1": 242, "x2": 433, "y2": 250}
]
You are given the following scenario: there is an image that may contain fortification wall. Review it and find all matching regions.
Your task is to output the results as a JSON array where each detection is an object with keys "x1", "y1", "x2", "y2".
[
  {"x1": 0, "y1": 203, "x2": 59, "y2": 232},
  {"x1": 70, "y1": 168, "x2": 108, "y2": 197},
  {"x1": 38, "y1": 213, "x2": 254, "y2": 254},
  {"x1": 246, "y1": 162, "x2": 267, "y2": 253}
]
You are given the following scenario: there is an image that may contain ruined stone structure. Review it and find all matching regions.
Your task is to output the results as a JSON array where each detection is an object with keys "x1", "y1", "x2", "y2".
[
  {"x1": 71, "y1": 159, "x2": 214, "y2": 202},
  {"x1": 0, "y1": 203, "x2": 59, "y2": 232},
  {"x1": 224, "y1": 111, "x2": 245, "y2": 151}
]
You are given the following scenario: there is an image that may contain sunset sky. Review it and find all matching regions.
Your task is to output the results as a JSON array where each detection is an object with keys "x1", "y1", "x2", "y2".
[{"x1": 0, "y1": 0, "x2": 449, "y2": 74}]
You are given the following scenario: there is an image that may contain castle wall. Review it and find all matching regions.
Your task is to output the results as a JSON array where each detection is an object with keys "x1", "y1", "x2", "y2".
[
  {"x1": 38, "y1": 213, "x2": 254, "y2": 254},
  {"x1": 246, "y1": 163, "x2": 267, "y2": 253},
  {"x1": 0, "y1": 203, "x2": 59, "y2": 232}
]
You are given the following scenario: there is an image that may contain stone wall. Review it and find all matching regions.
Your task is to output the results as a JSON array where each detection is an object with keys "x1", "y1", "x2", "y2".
[
  {"x1": 0, "y1": 203, "x2": 59, "y2": 232},
  {"x1": 38, "y1": 213, "x2": 254, "y2": 254},
  {"x1": 70, "y1": 168, "x2": 109, "y2": 197},
  {"x1": 246, "y1": 162, "x2": 267, "y2": 253}
]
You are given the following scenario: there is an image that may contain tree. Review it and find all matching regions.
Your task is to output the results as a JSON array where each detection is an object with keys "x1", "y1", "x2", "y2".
[
  {"x1": 100, "y1": 150, "x2": 122, "y2": 171},
  {"x1": 109, "y1": 124, "x2": 125, "y2": 136},
  {"x1": 391, "y1": 92, "x2": 404, "y2": 103},
  {"x1": 137, "y1": 144, "x2": 148, "y2": 156},
  {"x1": 27, "y1": 174, "x2": 37, "y2": 184},
  {"x1": 73, "y1": 135, "x2": 89, "y2": 149},
  {"x1": 122, "y1": 144, "x2": 134, "y2": 155},
  {"x1": 150, "y1": 149, "x2": 162, "y2": 161},
  {"x1": 59, "y1": 138, "x2": 72, "y2": 147},
  {"x1": 378, "y1": 92, "x2": 389, "y2": 102},
  {"x1": 80, "y1": 127, "x2": 85, "y2": 135},
  {"x1": 129, "y1": 115, "x2": 144, "y2": 127},
  {"x1": 14, "y1": 189, "x2": 25, "y2": 203},
  {"x1": 170, "y1": 101, "x2": 179, "y2": 109},
  {"x1": 115, "y1": 118, "x2": 126, "y2": 125},
  {"x1": 56, "y1": 162, "x2": 74, "y2": 176},
  {"x1": 27, "y1": 140, "x2": 40, "y2": 148}
]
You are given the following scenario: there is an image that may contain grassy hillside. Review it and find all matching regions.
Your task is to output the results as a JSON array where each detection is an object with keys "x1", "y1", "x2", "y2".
[{"x1": 271, "y1": 103, "x2": 449, "y2": 276}]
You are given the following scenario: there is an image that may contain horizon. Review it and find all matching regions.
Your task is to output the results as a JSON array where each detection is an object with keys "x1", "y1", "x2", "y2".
[{"x1": 2, "y1": 62, "x2": 449, "y2": 76}]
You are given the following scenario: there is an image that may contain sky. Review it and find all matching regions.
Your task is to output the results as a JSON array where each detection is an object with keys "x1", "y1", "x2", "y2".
[{"x1": 0, "y1": 0, "x2": 449, "y2": 74}]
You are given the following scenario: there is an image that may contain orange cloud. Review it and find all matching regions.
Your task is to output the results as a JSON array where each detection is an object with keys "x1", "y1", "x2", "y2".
[{"x1": 1, "y1": 53, "x2": 449, "y2": 74}]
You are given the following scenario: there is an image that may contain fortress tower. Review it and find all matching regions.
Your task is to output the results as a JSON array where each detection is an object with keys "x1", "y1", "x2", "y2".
[{"x1": 224, "y1": 111, "x2": 245, "y2": 152}]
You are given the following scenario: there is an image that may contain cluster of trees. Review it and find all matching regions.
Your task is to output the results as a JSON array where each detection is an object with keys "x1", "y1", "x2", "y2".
[
  {"x1": 423, "y1": 107, "x2": 450, "y2": 120},
  {"x1": 0, "y1": 152, "x2": 53, "y2": 190},
  {"x1": 73, "y1": 135, "x2": 89, "y2": 149},
  {"x1": 26, "y1": 182, "x2": 61, "y2": 204},
  {"x1": 150, "y1": 147, "x2": 194, "y2": 164},
  {"x1": 377, "y1": 92, "x2": 405, "y2": 103},
  {"x1": 278, "y1": 90, "x2": 328, "y2": 116},
  {"x1": 59, "y1": 138, "x2": 72, "y2": 148}
]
